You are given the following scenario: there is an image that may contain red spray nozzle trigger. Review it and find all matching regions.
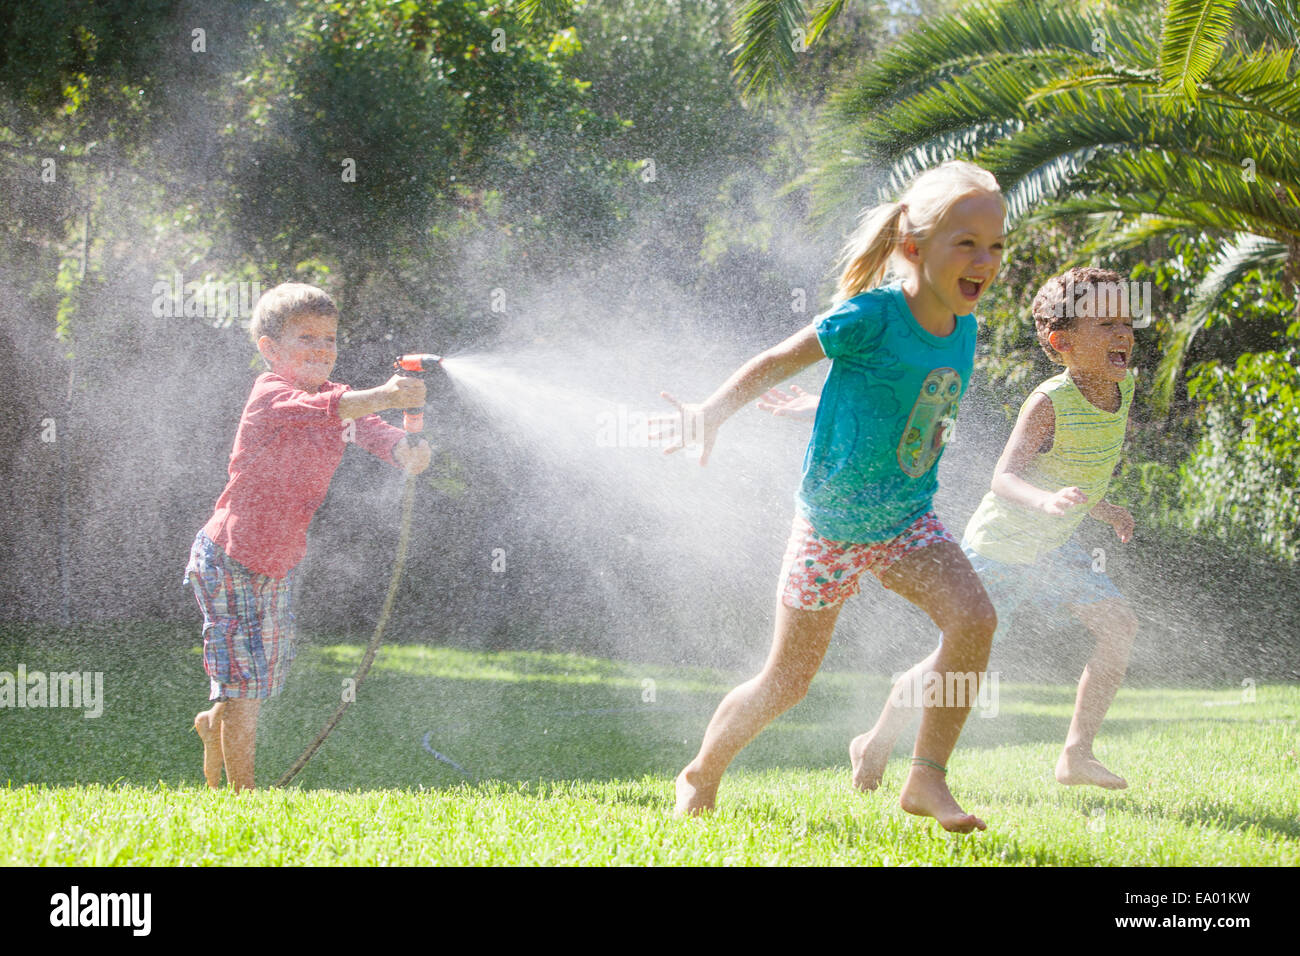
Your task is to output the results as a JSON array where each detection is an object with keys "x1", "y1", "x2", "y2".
[{"x1": 395, "y1": 354, "x2": 442, "y2": 373}]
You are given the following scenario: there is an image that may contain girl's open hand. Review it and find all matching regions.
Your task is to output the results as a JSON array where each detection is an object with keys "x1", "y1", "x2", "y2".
[
  {"x1": 1042, "y1": 486, "x2": 1087, "y2": 516},
  {"x1": 651, "y1": 391, "x2": 719, "y2": 466},
  {"x1": 756, "y1": 385, "x2": 819, "y2": 421}
]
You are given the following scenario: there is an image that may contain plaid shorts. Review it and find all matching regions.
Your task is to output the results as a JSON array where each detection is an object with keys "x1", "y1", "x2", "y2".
[
  {"x1": 184, "y1": 530, "x2": 297, "y2": 700},
  {"x1": 779, "y1": 511, "x2": 956, "y2": 610}
]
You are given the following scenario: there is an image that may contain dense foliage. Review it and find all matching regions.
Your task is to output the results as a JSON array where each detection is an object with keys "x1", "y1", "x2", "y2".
[{"x1": 0, "y1": 0, "x2": 1293, "y2": 627}]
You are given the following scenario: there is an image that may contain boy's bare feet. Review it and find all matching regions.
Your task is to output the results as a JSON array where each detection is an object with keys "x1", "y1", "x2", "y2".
[
  {"x1": 849, "y1": 730, "x2": 894, "y2": 791},
  {"x1": 194, "y1": 708, "x2": 223, "y2": 789},
  {"x1": 1056, "y1": 747, "x2": 1127, "y2": 789},
  {"x1": 899, "y1": 765, "x2": 986, "y2": 833},
  {"x1": 674, "y1": 766, "x2": 717, "y2": 816}
]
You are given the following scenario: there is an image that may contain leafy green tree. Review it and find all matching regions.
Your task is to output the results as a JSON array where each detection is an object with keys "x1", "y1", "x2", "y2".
[
  {"x1": 1177, "y1": 315, "x2": 1300, "y2": 561},
  {"x1": 218, "y1": 0, "x2": 620, "y2": 328}
]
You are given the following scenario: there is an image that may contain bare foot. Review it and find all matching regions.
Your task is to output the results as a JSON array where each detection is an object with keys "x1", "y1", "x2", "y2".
[
  {"x1": 899, "y1": 765, "x2": 986, "y2": 833},
  {"x1": 1056, "y1": 748, "x2": 1127, "y2": 789},
  {"x1": 674, "y1": 766, "x2": 716, "y2": 816},
  {"x1": 849, "y1": 730, "x2": 893, "y2": 792},
  {"x1": 194, "y1": 708, "x2": 223, "y2": 789}
]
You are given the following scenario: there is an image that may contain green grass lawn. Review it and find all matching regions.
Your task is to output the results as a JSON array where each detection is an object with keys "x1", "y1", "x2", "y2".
[{"x1": 1, "y1": 624, "x2": 1296, "y2": 865}]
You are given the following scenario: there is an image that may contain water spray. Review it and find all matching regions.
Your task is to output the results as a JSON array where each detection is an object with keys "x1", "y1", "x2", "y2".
[{"x1": 275, "y1": 353, "x2": 441, "y2": 788}]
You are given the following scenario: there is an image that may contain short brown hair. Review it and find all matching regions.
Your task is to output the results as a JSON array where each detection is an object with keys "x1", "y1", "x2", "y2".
[
  {"x1": 250, "y1": 283, "x2": 338, "y2": 343},
  {"x1": 1032, "y1": 267, "x2": 1124, "y2": 364}
]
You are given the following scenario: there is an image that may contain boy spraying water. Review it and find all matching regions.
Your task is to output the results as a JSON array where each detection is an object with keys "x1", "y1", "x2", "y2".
[{"x1": 187, "y1": 283, "x2": 431, "y2": 791}]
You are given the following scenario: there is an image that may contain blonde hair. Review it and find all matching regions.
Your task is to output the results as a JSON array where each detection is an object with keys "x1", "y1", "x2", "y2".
[
  {"x1": 834, "y1": 160, "x2": 1003, "y2": 303},
  {"x1": 250, "y1": 283, "x2": 338, "y2": 343}
]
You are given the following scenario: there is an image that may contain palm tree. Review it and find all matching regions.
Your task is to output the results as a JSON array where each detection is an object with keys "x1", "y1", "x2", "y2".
[{"x1": 735, "y1": 0, "x2": 1300, "y2": 411}]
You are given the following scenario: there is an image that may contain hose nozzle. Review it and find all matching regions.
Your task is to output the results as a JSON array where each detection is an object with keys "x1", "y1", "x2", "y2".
[
  {"x1": 394, "y1": 354, "x2": 441, "y2": 440},
  {"x1": 395, "y1": 354, "x2": 442, "y2": 373}
]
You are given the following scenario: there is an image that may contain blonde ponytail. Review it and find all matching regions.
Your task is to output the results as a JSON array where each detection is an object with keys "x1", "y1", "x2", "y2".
[
  {"x1": 834, "y1": 160, "x2": 1003, "y2": 304},
  {"x1": 835, "y1": 202, "x2": 907, "y2": 302}
]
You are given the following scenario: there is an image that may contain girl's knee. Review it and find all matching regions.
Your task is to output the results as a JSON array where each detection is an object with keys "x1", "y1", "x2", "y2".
[
  {"x1": 759, "y1": 668, "x2": 816, "y2": 712},
  {"x1": 945, "y1": 598, "x2": 997, "y2": 645}
]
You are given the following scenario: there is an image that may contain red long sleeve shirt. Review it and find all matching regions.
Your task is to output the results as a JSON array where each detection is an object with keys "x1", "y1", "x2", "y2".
[{"x1": 203, "y1": 372, "x2": 406, "y2": 577}]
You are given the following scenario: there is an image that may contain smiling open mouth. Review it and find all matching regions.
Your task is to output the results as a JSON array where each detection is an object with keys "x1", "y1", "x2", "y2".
[
  {"x1": 959, "y1": 276, "x2": 983, "y2": 298},
  {"x1": 1109, "y1": 349, "x2": 1128, "y2": 368}
]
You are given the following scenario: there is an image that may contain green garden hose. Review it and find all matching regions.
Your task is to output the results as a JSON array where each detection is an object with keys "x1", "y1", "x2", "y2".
[{"x1": 275, "y1": 471, "x2": 417, "y2": 788}]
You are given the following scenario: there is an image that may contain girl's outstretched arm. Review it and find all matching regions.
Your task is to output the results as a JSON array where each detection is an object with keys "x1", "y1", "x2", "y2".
[{"x1": 659, "y1": 324, "x2": 825, "y2": 465}]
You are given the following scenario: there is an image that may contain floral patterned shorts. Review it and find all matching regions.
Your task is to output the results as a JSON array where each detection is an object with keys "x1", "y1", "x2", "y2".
[{"x1": 779, "y1": 511, "x2": 956, "y2": 610}]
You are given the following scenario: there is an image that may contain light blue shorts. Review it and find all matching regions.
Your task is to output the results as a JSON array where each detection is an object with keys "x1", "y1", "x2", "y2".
[{"x1": 960, "y1": 537, "x2": 1124, "y2": 643}]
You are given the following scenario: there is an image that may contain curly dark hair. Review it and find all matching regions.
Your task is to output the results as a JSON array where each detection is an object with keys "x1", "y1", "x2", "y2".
[{"x1": 1031, "y1": 267, "x2": 1125, "y2": 364}]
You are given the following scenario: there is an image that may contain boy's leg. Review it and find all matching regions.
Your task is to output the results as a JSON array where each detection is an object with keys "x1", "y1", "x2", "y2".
[
  {"x1": 1057, "y1": 598, "x2": 1137, "y2": 789},
  {"x1": 194, "y1": 701, "x2": 226, "y2": 788},
  {"x1": 676, "y1": 600, "x2": 842, "y2": 815},
  {"x1": 220, "y1": 698, "x2": 262, "y2": 792},
  {"x1": 880, "y1": 541, "x2": 996, "y2": 832},
  {"x1": 850, "y1": 646, "x2": 938, "y2": 791}
]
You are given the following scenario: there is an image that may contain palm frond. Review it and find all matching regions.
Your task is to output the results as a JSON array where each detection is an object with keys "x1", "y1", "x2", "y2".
[
  {"x1": 807, "y1": 0, "x2": 848, "y2": 45},
  {"x1": 975, "y1": 87, "x2": 1300, "y2": 217},
  {"x1": 1001, "y1": 149, "x2": 1098, "y2": 225},
  {"x1": 1055, "y1": 213, "x2": 1199, "y2": 264},
  {"x1": 1204, "y1": 49, "x2": 1300, "y2": 128},
  {"x1": 515, "y1": 0, "x2": 571, "y2": 24},
  {"x1": 846, "y1": 58, "x2": 1043, "y2": 153},
  {"x1": 832, "y1": 0, "x2": 1129, "y2": 118},
  {"x1": 1032, "y1": 51, "x2": 1300, "y2": 130},
  {"x1": 1234, "y1": 0, "x2": 1300, "y2": 48},
  {"x1": 730, "y1": 0, "x2": 808, "y2": 99},
  {"x1": 1024, "y1": 158, "x2": 1299, "y2": 243},
  {"x1": 1159, "y1": 0, "x2": 1240, "y2": 100}
]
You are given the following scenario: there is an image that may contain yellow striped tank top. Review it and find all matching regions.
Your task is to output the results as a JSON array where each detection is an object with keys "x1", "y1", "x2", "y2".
[{"x1": 964, "y1": 369, "x2": 1134, "y2": 564}]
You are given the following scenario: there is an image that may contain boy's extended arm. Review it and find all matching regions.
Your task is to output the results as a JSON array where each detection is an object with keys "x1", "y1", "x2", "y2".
[
  {"x1": 660, "y1": 324, "x2": 825, "y2": 465},
  {"x1": 340, "y1": 376, "x2": 432, "y2": 474},
  {"x1": 338, "y1": 375, "x2": 425, "y2": 421},
  {"x1": 990, "y1": 393, "x2": 1088, "y2": 516}
]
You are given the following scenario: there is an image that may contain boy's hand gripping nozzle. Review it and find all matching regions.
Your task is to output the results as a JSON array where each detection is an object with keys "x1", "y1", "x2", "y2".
[{"x1": 394, "y1": 354, "x2": 442, "y2": 445}]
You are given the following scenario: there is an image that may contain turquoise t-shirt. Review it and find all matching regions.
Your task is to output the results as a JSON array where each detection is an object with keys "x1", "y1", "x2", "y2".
[{"x1": 795, "y1": 282, "x2": 976, "y2": 542}]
